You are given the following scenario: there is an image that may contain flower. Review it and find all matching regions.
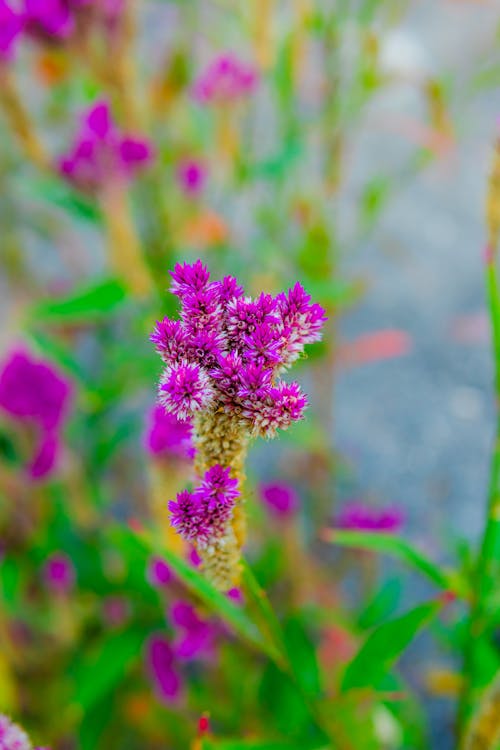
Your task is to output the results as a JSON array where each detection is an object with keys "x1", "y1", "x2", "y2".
[
  {"x1": 144, "y1": 406, "x2": 194, "y2": 460},
  {"x1": 23, "y1": 0, "x2": 74, "y2": 41},
  {"x1": 192, "y1": 52, "x2": 258, "y2": 104},
  {"x1": 146, "y1": 555, "x2": 174, "y2": 588},
  {"x1": 58, "y1": 100, "x2": 153, "y2": 193},
  {"x1": 0, "y1": 349, "x2": 71, "y2": 432},
  {"x1": 0, "y1": 1, "x2": 23, "y2": 62},
  {"x1": 145, "y1": 634, "x2": 182, "y2": 704},
  {"x1": 0, "y1": 714, "x2": 37, "y2": 750},
  {"x1": 260, "y1": 481, "x2": 299, "y2": 519},
  {"x1": 335, "y1": 502, "x2": 404, "y2": 533},
  {"x1": 168, "y1": 464, "x2": 239, "y2": 548},
  {"x1": 170, "y1": 601, "x2": 217, "y2": 661},
  {"x1": 27, "y1": 432, "x2": 59, "y2": 480},
  {"x1": 150, "y1": 261, "x2": 325, "y2": 438},
  {"x1": 42, "y1": 552, "x2": 75, "y2": 593},
  {"x1": 176, "y1": 158, "x2": 207, "y2": 196}
]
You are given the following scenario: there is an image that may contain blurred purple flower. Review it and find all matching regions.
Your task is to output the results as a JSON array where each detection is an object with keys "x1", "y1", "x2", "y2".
[
  {"x1": 28, "y1": 432, "x2": 59, "y2": 480},
  {"x1": 188, "y1": 545, "x2": 201, "y2": 567},
  {"x1": 22, "y1": 0, "x2": 73, "y2": 41},
  {"x1": 43, "y1": 552, "x2": 75, "y2": 593},
  {"x1": 0, "y1": 349, "x2": 71, "y2": 432},
  {"x1": 260, "y1": 481, "x2": 299, "y2": 519},
  {"x1": 0, "y1": 1, "x2": 23, "y2": 61},
  {"x1": 170, "y1": 601, "x2": 217, "y2": 661},
  {"x1": 146, "y1": 555, "x2": 174, "y2": 588},
  {"x1": 144, "y1": 405, "x2": 194, "y2": 460},
  {"x1": 176, "y1": 158, "x2": 207, "y2": 196},
  {"x1": 0, "y1": 714, "x2": 33, "y2": 750},
  {"x1": 58, "y1": 100, "x2": 153, "y2": 193},
  {"x1": 145, "y1": 634, "x2": 182, "y2": 704},
  {"x1": 192, "y1": 52, "x2": 258, "y2": 104},
  {"x1": 226, "y1": 587, "x2": 243, "y2": 604},
  {"x1": 336, "y1": 501, "x2": 404, "y2": 533}
]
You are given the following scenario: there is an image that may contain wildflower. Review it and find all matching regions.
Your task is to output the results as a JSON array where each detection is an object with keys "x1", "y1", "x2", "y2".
[
  {"x1": 0, "y1": 1, "x2": 23, "y2": 62},
  {"x1": 23, "y1": 0, "x2": 74, "y2": 41},
  {"x1": 152, "y1": 261, "x2": 326, "y2": 588},
  {"x1": 192, "y1": 52, "x2": 258, "y2": 104},
  {"x1": 144, "y1": 406, "x2": 194, "y2": 461},
  {"x1": 146, "y1": 555, "x2": 174, "y2": 588},
  {"x1": 58, "y1": 100, "x2": 153, "y2": 194},
  {"x1": 0, "y1": 348, "x2": 71, "y2": 481},
  {"x1": 260, "y1": 482, "x2": 299, "y2": 519},
  {"x1": 0, "y1": 714, "x2": 47, "y2": 750},
  {"x1": 42, "y1": 552, "x2": 75, "y2": 593},
  {"x1": 170, "y1": 601, "x2": 217, "y2": 661},
  {"x1": 145, "y1": 634, "x2": 182, "y2": 704},
  {"x1": 336, "y1": 501, "x2": 404, "y2": 533},
  {"x1": 176, "y1": 158, "x2": 207, "y2": 196}
]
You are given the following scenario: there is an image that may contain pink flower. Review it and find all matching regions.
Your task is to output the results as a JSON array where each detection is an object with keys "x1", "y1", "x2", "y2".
[
  {"x1": 170, "y1": 601, "x2": 218, "y2": 661},
  {"x1": 260, "y1": 482, "x2": 299, "y2": 519},
  {"x1": 192, "y1": 52, "x2": 258, "y2": 104},
  {"x1": 145, "y1": 634, "x2": 182, "y2": 704},
  {"x1": 42, "y1": 552, "x2": 75, "y2": 593},
  {"x1": 144, "y1": 405, "x2": 194, "y2": 460},
  {"x1": 0, "y1": 714, "x2": 35, "y2": 750},
  {"x1": 176, "y1": 158, "x2": 207, "y2": 196},
  {"x1": 58, "y1": 100, "x2": 153, "y2": 193},
  {"x1": 28, "y1": 432, "x2": 59, "y2": 480},
  {"x1": 336, "y1": 502, "x2": 404, "y2": 533},
  {"x1": 0, "y1": 1, "x2": 23, "y2": 61},
  {"x1": 159, "y1": 361, "x2": 215, "y2": 421},
  {"x1": 146, "y1": 556, "x2": 174, "y2": 588}
]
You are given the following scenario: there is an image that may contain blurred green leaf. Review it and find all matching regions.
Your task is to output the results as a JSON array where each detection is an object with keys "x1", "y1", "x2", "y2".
[
  {"x1": 202, "y1": 740, "x2": 326, "y2": 750},
  {"x1": 325, "y1": 530, "x2": 469, "y2": 599},
  {"x1": 341, "y1": 600, "x2": 441, "y2": 691},
  {"x1": 283, "y1": 616, "x2": 322, "y2": 700},
  {"x1": 357, "y1": 578, "x2": 402, "y2": 630},
  {"x1": 25, "y1": 176, "x2": 101, "y2": 222},
  {"x1": 30, "y1": 278, "x2": 127, "y2": 323},
  {"x1": 72, "y1": 628, "x2": 145, "y2": 710}
]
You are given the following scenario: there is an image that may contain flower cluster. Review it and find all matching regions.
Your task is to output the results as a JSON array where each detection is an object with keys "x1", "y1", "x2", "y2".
[
  {"x1": 260, "y1": 481, "x2": 299, "y2": 519},
  {"x1": 151, "y1": 260, "x2": 326, "y2": 437},
  {"x1": 168, "y1": 464, "x2": 239, "y2": 549},
  {"x1": 0, "y1": 348, "x2": 72, "y2": 480},
  {"x1": 58, "y1": 100, "x2": 153, "y2": 194},
  {"x1": 0, "y1": 714, "x2": 47, "y2": 750},
  {"x1": 144, "y1": 405, "x2": 194, "y2": 461},
  {"x1": 336, "y1": 501, "x2": 404, "y2": 534},
  {"x1": 192, "y1": 52, "x2": 258, "y2": 104}
]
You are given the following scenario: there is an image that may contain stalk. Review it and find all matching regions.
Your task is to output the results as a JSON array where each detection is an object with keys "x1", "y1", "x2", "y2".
[
  {"x1": 0, "y1": 67, "x2": 49, "y2": 171},
  {"x1": 459, "y1": 139, "x2": 500, "y2": 738}
]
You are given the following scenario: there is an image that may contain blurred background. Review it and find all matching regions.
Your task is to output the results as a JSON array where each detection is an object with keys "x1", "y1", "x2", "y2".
[{"x1": 1, "y1": 1, "x2": 499, "y2": 749}]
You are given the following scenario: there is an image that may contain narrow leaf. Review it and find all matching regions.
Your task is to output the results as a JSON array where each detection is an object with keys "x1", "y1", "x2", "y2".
[{"x1": 29, "y1": 278, "x2": 127, "y2": 323}]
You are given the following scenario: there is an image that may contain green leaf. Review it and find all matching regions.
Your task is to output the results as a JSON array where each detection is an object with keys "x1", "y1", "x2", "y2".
[
  {"x1": 357, "y1": 578, "x2": 402, "y2": 630},
  {"x1": 202, "y1": 740, "x2": 325, "y2": 750},
  {"x1": 325, "y1": 530, "x2": 468, "y2": 599},
  {"x1": 109, "y1": 526, "x2": 281, "y2": 664},
  {"x1": 283, "y1": 616, "x2": 322, "y2": 699},
  {"x1": 341, "y1": 600, "x2": 441, "y2": 692},
  {"x1": 29, "y1": 278, "x2": 127, "y2": 323},
  {"x1": 72, "y1": 628, "x2": 145, "y2": 710}
]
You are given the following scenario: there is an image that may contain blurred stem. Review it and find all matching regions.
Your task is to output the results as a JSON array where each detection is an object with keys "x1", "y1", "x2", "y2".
[
  {"x1": 100, "y1": 182, "x2": 153, "y2": 297},
  {"x1": 0, "y1": 67, "x2": 49, "y2": 171},
  {"x1": 459, "y1": 243, "x2": 500, "y2": 735}
]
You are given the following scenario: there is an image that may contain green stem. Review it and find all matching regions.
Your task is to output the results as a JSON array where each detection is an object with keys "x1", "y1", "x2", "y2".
[{"x1": 459, "y1": 254, "x2": 500, "y2": 737}]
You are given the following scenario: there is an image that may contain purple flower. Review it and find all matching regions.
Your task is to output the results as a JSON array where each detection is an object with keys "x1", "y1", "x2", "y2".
[
  {"x1": 58, "y1": 100, "x2": 153, "y2": 193},
  {"x1": 0, "y1": 715, "x2": 33, "y2": 750},
  {"x1": 260, "y1": 482, "x2": 299, "y2": 519},
  {"x1": 192, "y1": 52, "x2": 258, "y2": 104},
  {"x1": 42, "y1": 552, "x2": 75, "y2": 593},
  {"x1": 336, "y1": 502, "x2": 404, "y2": 533},
  {"x1": 0, "y1": 349, "x2": 71, "y2": 432},
  {"x1": 151, "y1": 261, "x2": 325, "y2": 436},
  {"x1": 176, "y1": 158, "x2": 207, "y2": 196},
  {"x1": 27, "y1": 432, "x2": 59, "y2": 480},
  {"x1": 145, "y1": 634, "x2": 182, "y2": 704},
  {"x1": 170, "y1": 600, "x2": 217, "y2": 661},
  {"x1": 146, "y1": 555, "x2": 174, "y2": 588},
  {"x1": 0, "y1": 1, "x2": 23, "y2": 62},
  {"x1": 168, "y1": 465, "x2": 239, "y2": 548},
  {"x1": 144, "y1": 406, "x2": 194, "y2": 460},
  {"x1": 159, "y1": 361, "x2": 215, "y2": 421},
  {"x1": 226, "y1": 587, "x2": 243, "y2": 604},
  {"x1": 22, "y1": 0, "x2": 74, "y2": 41}
]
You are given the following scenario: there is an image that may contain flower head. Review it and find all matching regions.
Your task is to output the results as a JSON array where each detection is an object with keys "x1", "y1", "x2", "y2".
[
  {"x1": 144, "y1": 406, "x2": 194, "y2": 460},
  {"x1": 146, "y1": 555, "x2": 174, "y2": 588},
  {"x1": 336, "y1": 502, "x2": 404, "y2": 533},
  {"x1": 260, "y1": 481, "x2": 299, "y2": 519},
  {"x1": 170, "y1": 601, "x2": 218, "y2": 661},
  {"x1": 145, "y1": 634, "x2": 182, "y2": 704},
  {"x1": 0, "y1": 1, "x2": 23, "y2": 62},
  {"x1": 0, "y1": 714, "x2": 33, "y2": 750},
  {"x1": 159, "y1": 361, "x2": 215, "y2": 421},
  {"x1": 176, "y1": 158, "x2": 207, "y2": 196},
  {"x1": 58, "y1": 100, "x2": 153, "y2": 193},
  {"x1": 192, "y1": 52, "x2": 258, "y2": 104},
  {"x1": 42, "y1": 552, "x2": 75, "y2": 593}
]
